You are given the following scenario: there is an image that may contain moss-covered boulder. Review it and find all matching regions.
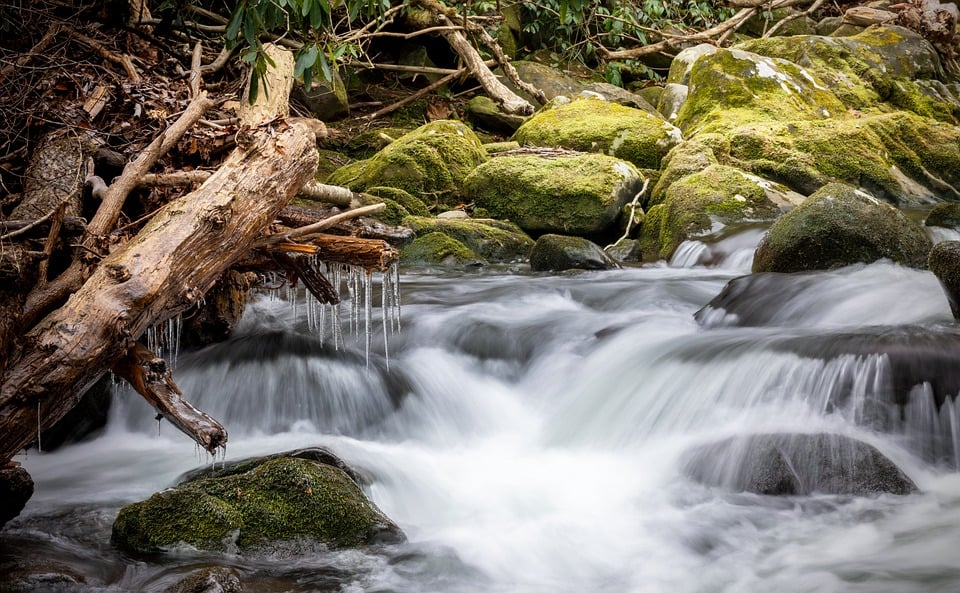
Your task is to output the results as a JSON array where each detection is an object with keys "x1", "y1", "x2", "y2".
[
  {"x1": 400, "y1": 231, "x2": 486, "y2": 267},
  {"x1": 402, "y1": 216, "x2": 533, "y2": 262},
  {"x1": 925, "y1": 202, "x2": 960, "y2": 230},
  {"x1": 666, "y1": 44, "x2": 719, "y2": 86},
  {"x1": 682, "y1": 433, "x2": 917, "y2": 496},
  {"x1": 327, "y1": 120, "x2": 488, "y2": 207},
  {"x1": 111, "y1": 455, "x2": 403, "y2": 555},
  {"x1": 365, "y1": 186, "x2": 431, "y2": 218},
  {"x1": 638, "y1": 203, "x2": 666, "y2": 262},
  {"x1": 675, "y1": 47, "x2": 846, "y2": 135},
  {"x1": 466, "y1": 96, "x2": 528, "y2": 134},
  {"x1": 511, "y1": 97, "x2": 682, "y2": 170},
  {"x1": 929, "y1": 240, "x2": 960, "y2": 320},
  {"x1": 725, "y1": 111, "x2": 960, "y2": 203},
  {"x1": 654, "y1": 164, "x2": 782, "y2": 260},
  {"x1": 507, "y1": 60, "x2": 582, "y2": 101},
  {"x1": 651, "y1": 138, "x2": 721, "y2": 204},
  {"x1": 529, "y1": 234, "x2": 619, "y2": 271},
  {"x1": 735, "y1": 25, "x2": 956, "y2": 120},
  {"x1": 464, "y1": 152, "x2": 644, "y2": 237},
  {"x1": 753, "y1": 182, "x2": 932, "y2": 273}
]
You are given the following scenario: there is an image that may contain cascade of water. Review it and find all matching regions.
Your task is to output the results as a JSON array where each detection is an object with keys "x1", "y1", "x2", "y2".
[
  {"x1": 364, "y1": 268, "x2": 373, "y2": 368},
  {"x1": 900, "y1": 385, "x2": 960, "y2": 468}
]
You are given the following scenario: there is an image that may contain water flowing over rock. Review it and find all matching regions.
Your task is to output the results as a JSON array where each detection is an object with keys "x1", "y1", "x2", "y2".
[
  {"x1": 465, "y1": 151, "x2": 644, "y2": 238},
  {"x1": 753, "y1": 183, "x2": 931, "y2": 273},
  {"x1": 528, "y1": 234, "x2": 619, "y2": 271},
  {"x1": 682, "y1": 433, "x2": 917, "y2": 496},
  {"x1": 111, "y1": 450, "x2": 404, "y2": 555}
]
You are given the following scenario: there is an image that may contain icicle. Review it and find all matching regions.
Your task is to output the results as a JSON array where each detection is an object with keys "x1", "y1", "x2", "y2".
[
  {"x1": 381, "y1": 268, "x2": 390, "y2": 371},
  {"x1": 36, "y1": 400, "x2": 42, "y2": 453},
  {"x1": 364, "y1": 268, "x2": 373, "y2": 368}
]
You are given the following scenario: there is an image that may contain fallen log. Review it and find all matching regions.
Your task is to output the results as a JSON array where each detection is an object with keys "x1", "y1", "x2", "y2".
[{"x1": 0, "y1": 118, "x2": 319, "y2": 462}]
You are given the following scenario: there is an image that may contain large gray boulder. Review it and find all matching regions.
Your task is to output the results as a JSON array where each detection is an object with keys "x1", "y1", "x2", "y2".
[
  {"x1": 753, "y1": 183, "x2": 932, "y2": 273},
  {"x1": 682, "y1": 433, "x2": 917, "y2": 496},
  {"x1": 929, "y1": 240, "x2": 960, "y2": 320}
]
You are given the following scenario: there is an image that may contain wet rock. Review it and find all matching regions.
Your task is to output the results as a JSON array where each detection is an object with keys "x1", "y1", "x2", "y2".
[
  {"x1": 929, "y1": 240, "x2": 960, "y2": 320},
  {"x1": 465, "y1": 152, "x2": 644, "y2": 238},
  {"x1": 400, "y1": 232, "x2": 486, "y2": 268},
  {"x1": 112, "y1": 452, "x2": 404, "y2": 555},
  {"x1": 529, "y1": 234, "x2": 620, "y2": 271},
  {"x1": 166, "y1": 567, "x2": 242, "y2": 593},
  {"x1": 181, "y1": 270, "x2": 254, "y2": 349},
  {"x1": 512, "y1": 96, "x2": 682, "y2": 170},
  {"x1": 682, "y1": 433, "x2": 917, "y2": 496},
  {"x1": 925, "y1": 203, "x2": 960, "y2": 230},
  {"x1": 753, "y1": 183, "x2": 931, "y2": 273},
  {"x1": 0, "y1": 464, "x2": 33, "y2": 528},
  {"x1": 327, "y1": 120, "x2": 487, "y2": 209},
  {"x1": 466, "y1": 95, "x2": 527, "y2": 134},
  {"x1": 401, "y1": 216, "x2": 534, "y2": 263}
]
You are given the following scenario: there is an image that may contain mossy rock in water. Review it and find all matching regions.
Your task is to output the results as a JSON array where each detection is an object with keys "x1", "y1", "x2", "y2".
[
  {"x1": 656, "y1": 164, "x2": 782, "y2": 260},
  {"x1": 926, "y1": 203, "x2": 960, "y2": 229},
  {"x1": 365, "y1": 186, "x2": 431, "y2": 218},
  {"x1": 753, "y1": 182, "x2": 932, "y2": 273},
  {"x1": 675, "y1": 47, "x2": 845, "y2": 135},
  {"x1": 400, "y1": 231, "x2": 486, "y2": 267},
  {"x1": 401, "y1": 216, "x2": 533, "y2": 262},
  {"x1": 682, "y1": 432, "x2": 917, "y2": 496},
  {"x1": 638, "y1": 203, "x2": 666, "y2": 262},
  {"x1": 928, "y1": 241, "x2": 960, "y2": 320},
  {"x1": 342, "y1": 127, "x2": 412, "y2": 159},
  {"x1": 650, "y1": 137, "x2": 722, "y2": 205},
  {"x1": 529, "y1": 234, "x2": 620, "y2": 271},
  {"x1": 725, "y1": 111, "x2": 960, "y2": 203},
  {"x1": 464, "y1": 152, "x2": 644, "y2": 237},
  {"x1": 111, "y1": 457, "x2": 404, "y2": 555},
  {"x1": 735, "y1": 25, "x2": 955, "y2": 120},
  {"x1": 327, "y1": 120, "x2": 488, "y2": 208},
  {"x1": 511, "y1": 97, "x2": 682, "y2": 169}
]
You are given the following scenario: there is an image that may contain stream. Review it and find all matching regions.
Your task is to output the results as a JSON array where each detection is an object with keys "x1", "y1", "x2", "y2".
[{"x1": 4, "y1": 232, "x2": 960, "y2": 593}]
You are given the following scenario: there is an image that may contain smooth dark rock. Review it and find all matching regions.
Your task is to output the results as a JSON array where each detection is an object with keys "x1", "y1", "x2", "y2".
[
  {"x1": 165, "y1": 567, "x2": 242, "y2": 593},
  {"x1": 0, "y1": 465, "x2": 34, "y2": 529},
  {"x1": 926, "y1": 203, "x2": 960, "y2": 229},
  {"x1": 529, "y1": 234, "x2": 620, "y2": 272},
  {"x1": 929, "y1": 240, "x2": 960, "y2": 320},
  {"x1": 682, "y1": 433, "x2": 917, "y2": 496}
]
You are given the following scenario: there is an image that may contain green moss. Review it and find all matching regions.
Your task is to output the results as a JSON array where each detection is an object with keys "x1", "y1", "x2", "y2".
[
  {"x1": 925, "y1": 202, "x2": 960, "y2": 228},
  {"x1": 400, "y1": 231, "x2": 485, "y2": 266},
  {"x1": 343, "y1": 127, "x2": 411, "y2": 159},
  {"x1": 464, "y1": 152, "x2": 643, "y2": 236},
  {"x1": 650, "y1": 139, "x2": 720, "y2": 205},
  {"x1": 112, "y1": 458, "x2": 399, "y2": 554},
  {"x1": 638, "y1": 203, "x2": 665, "y2": 262},
  {"x1": 657, "y1": 164, "x2": 779, "y2": 259},
  {"x1": 315, "y1": 149, "x2": 352, "y2": 183},
  {"x1": 365, "y1": 186, "x2": 431, "y2": 217},
  {"x1": 724, "y1": 112, "x2": 960, "y2": 204},
  {"x1": 675, "y1": 48, "x2": 846, "y2": 134},
  {"x1": 511, "y1": 97, "x2": 682, "y2": 169},
  {"x1": 401, "y1": 216, "x2": 533, "y2": 262},
  {"x1": 327, "y1": 120, "x2": 488, "y2": 207}
]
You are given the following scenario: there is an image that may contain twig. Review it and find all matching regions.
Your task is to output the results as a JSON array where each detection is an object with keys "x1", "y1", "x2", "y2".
[
  {"x1": 189, "y1": 41, "x2": 203, "y2": 98},
  {"x1": 0, "y1": 23, "x2": 61, "y2": 81},
  {"x1": 201, "y1": 44, "x2": 234, "y2": 75},
  {"x1": 62, "y1": 25, "x2": 142, "y2": 83},
  {"x1": 36, "y1": 202, "x2": 67, "y2": 288},
  {"x1": 605, "y1": 179, "x2": 649, "y2": 251},
  {"x1": 253, "y1": 203, "x2": 387, "y2": 248},
  {"x1": 0, "y1": 209, "x2": 58, "y2": 241},
  {"x1": 362, "y1": 69, "x2": 465, "y2": 121}
]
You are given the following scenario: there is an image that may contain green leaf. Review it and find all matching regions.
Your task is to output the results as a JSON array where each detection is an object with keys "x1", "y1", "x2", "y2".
[
  {"x1": 226, "y1": 5, "x2": 244, "y2": 41},
  {"x1": 317, "y1": 51, "x2": 332, "y2": 82},
  {"x1": 295, "y1": 44, "x2": 319, "y2": 78}
]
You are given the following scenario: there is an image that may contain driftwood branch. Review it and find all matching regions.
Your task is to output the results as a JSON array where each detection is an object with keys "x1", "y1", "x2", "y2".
[
  {"x1": 138, "y1": 170, "x2": 356, "y2": 207},
  {"x1": 363, "y1": 69, "x2": 465, "y2": 121},
  {"x1": 189, "y1": 41, "x2": 203, "y2": 98},
  {"x1": 62, "y1": 25, "x2": 141, "y2": 82},
  {"x1": 274, "y1": 234, "x2": 399, "y2": 271},
  {"x1": 112, "y1": 343, "x2": 227, "y2": 453},
  {"x1": 254, "y1": 203, "x2": 387, "y2": 248},
  {"x1": 601, "y1": 7, "x2": 759, "y2": 60},
  {"x1": 0, "y1": 217, "x2": 86, "y2": 238}
]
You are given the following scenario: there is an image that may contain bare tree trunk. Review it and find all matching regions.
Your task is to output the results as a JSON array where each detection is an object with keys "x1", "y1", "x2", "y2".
[{"x1": 0, "y1": 119, "x2": 318, "y2": 462}]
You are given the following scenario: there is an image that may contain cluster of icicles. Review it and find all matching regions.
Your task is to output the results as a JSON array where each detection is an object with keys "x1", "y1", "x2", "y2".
[
  {"x1": 263, "y1": 260, "x2": 402, "y2": 368},
  {"x1": 146, "y1": 259, "x2": 402, "y2": 371}
]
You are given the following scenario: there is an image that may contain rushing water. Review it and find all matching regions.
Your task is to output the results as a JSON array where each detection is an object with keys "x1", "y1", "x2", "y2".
[{"x1": 4, "y1": 238, "x2": 960, "y2": 593}]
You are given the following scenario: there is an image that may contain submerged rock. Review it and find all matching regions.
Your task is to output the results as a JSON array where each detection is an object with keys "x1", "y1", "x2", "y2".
[
  {"x1": 112, "y1": 451, "x2": 404, "y2": 555},
  {"x1": 465, "y1": 151, "x2": 644, "y2": 238},
  {"x1": 512, "y1": 96, "x2": 682, "y2": 169},
  {"x1": 929, "y1": 240, "x2": 960, "y2": 321},
  {"x1": 165, "y1": 567, "x2": 242, "y2": 593},
  {"x1": 753, "y1": 183, "x2": 931, "y2": 273},
  {"x1": 529, "y1": 234, "x2": 620, "y2": 271},
  {"x1": 925, "y1": 202, "x2": 960, "y2": 230},
  {"x1": 682, "y1": 433, "x2": 917, "y2": 496}
]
